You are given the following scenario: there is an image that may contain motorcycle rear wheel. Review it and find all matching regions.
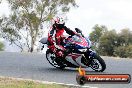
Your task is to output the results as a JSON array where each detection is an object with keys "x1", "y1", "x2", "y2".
[{"x1": 46, "y1": 49, "x2": 65, "y2": 69}]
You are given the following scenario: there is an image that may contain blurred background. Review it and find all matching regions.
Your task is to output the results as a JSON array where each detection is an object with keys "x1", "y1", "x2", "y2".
[{"x1": 0, "y1": 0, "x2": 132, "y2": 58}]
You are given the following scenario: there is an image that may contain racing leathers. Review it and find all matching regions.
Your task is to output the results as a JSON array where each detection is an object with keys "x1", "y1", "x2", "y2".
[{"x1": 48, "y1": 23, "x2": 75, "y2": 58}]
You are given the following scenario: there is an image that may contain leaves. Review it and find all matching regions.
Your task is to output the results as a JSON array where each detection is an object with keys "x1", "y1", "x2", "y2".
[
  {"x1": 89, "y1": 24, "x2": 108, "y2": 49},
  {"x1": 98, "y1": 30, "x2": 118, "y2": 56},
  {"x1": 90, "y1": 24, "x2": 132, "y2": 58},
  {"x1": 114, "y1": 45, "x2": 132, "y2": 58},
  {"x1": 0, "y1": 42, "x2": 4, "y2": 51},
  {"x1": 0, "y1": 0, "x2": 77, "y2": 52}
]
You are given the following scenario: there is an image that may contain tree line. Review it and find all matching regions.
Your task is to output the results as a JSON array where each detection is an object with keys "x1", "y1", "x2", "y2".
[{"x1": 89, "y1": 24, "x2": 132, "y2": 58}]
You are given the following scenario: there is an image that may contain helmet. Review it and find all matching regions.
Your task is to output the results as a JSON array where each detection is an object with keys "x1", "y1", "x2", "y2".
[{"x1": 53, "y1": 17, "x2": 65, "y2": 25}]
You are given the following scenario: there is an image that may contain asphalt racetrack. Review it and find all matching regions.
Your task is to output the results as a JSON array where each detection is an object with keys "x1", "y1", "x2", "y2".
[{"x1": 0, "y1": 52, "x2": 132, "y2": 88}]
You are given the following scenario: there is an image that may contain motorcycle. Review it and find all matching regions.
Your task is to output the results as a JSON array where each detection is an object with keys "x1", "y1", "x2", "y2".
[{"x1": 39, "y1": 28, "x2": 106, "y2": 72}]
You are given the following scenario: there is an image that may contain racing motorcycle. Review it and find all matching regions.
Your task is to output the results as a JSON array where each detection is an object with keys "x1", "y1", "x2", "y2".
[{"x1": 39, "y1": 28, "x2": 106, "y2": 72}]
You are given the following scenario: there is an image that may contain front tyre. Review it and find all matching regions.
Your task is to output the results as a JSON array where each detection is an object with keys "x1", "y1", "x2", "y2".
[
  {"x1": 46, "y1": 49, "x2": 65, "y2": 69},
  {"x1": 90, "y1": 54, "x2": 106, "y2": 72}
]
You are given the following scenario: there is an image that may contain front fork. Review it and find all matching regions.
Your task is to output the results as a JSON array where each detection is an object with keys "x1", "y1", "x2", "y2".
[
  {"x1": 88, "y1": 49, "x2": 96, "y2": 58},
  {"x1": 83, "y1": 49, "x2": 96, "y2": 66}
]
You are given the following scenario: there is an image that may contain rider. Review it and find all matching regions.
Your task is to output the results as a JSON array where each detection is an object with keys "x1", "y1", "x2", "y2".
[{"x1": 48, "y1": 17, "x2": 75, "y2": 60}]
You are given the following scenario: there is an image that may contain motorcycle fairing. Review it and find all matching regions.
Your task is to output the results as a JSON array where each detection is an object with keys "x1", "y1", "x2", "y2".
[
  {"x1": 66, "y1": 36, "x2": 89, "y2": 49},
  {"x1": 65, "y1": 53, "x2": 87, "y2": 67}
]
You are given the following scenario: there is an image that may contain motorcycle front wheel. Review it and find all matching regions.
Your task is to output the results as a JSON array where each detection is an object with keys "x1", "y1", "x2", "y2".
[{"x1": 90, "y1": 54, "x2": 106, "y2": 72}]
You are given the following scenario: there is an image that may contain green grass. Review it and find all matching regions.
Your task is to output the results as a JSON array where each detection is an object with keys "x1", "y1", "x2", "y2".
[{"x1": 0, "y1": 77, "x2": 68, "y2": 88}]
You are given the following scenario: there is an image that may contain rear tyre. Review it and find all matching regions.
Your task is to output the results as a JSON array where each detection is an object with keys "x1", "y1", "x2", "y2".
[
  {"x1": 46, "y1": 49, "x2": 65, "y2": 69},
  {"x1": 90, "y1": 54, "x2": 106, "y2": 72}
]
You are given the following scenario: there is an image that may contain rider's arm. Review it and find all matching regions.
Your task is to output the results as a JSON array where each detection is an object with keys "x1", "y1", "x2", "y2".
[{"x1": 63, "y1": 26, "x2": 75, "y2": 36}]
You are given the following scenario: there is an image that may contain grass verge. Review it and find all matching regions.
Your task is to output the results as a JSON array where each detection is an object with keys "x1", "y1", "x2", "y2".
[{"x1": 0, "y1": 77, "x2": 69, "y2": 88}]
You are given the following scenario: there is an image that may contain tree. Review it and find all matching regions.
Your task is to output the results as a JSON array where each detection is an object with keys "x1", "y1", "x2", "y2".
[
  {"x1": 89, "y1": 25, "x2": 132, "y2": 58},
  {"x1": 125, "y1": 45, "x2": 132, "y2": 58},
  {"x1": 89, "y1": 24, "x2": 108, "y2": 50},
  {"x1": 0, "y1": 42, "x2": 4, "y2": 51},
  {"x1": 117, "y1": 28, "x2": 132, "y2": 46},
  {"x1": 0, "y1": 0, "x2": 77, "y2": 52},
  {"x1": 114, "y1": 45, "x2": 132, "y2": 58},
  {"x1": 114, "y1": 29, "x2": 132, "y2": 58},
  {"x1": 98, "y1": 30, "x2": 118, "y2": 56}
]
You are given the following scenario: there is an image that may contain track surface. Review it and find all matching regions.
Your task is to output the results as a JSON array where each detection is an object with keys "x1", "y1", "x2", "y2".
[{"x1": 0, "y1": 52, "x2": 131, "y2": 88}]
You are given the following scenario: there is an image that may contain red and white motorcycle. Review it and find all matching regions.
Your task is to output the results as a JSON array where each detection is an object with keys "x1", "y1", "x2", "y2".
[{"x1": 40, "y1": 29, "x2": 106, "y2": 72}]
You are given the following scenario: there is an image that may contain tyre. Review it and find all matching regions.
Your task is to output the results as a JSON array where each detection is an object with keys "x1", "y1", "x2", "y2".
[
  {"x1": 46, "y1": 49, "x2": 65, "y2": 69},
  {"x1": 90, "y1": 54, "x2": 106, "y2": 72}
]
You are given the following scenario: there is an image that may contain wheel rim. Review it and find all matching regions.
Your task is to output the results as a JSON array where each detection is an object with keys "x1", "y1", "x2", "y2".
[
  {"x1": 46, "y1": 52, "x2": 60, "y2": 67},
  {"x1": 90, "y1": 59, "x2": 102, "y2": 71}
]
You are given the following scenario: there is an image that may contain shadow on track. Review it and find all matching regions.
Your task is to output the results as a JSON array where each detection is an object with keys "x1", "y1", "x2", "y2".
[{"x1": 39, "y1": 67, "x2": 108, "y2": 74}]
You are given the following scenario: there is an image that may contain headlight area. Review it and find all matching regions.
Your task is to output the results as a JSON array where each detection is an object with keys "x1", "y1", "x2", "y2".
[{"x1": 78, "y1": 49, "x2": 87, "y2": 52}]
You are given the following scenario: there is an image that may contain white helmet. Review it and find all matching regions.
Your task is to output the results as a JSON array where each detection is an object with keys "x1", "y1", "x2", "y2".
[{"x1": 53, "y1": 17, "x2": 65, "y2": 25}]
